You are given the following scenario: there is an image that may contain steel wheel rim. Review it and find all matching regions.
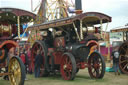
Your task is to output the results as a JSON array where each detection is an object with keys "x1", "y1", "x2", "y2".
[
  {"x1": 88, "y1": 53, "x2": 103, "y2": 78},
  {"x1": 119, "y1": 43, "x2": 128, "y2": 74},
  {"x1": 8, "y1": 58, "x2": 21, "y2": 85}
]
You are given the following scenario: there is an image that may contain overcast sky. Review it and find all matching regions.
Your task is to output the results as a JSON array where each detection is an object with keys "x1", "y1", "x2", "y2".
[{"x1": 0, "y1": 0, "x2": 128, "y2": 31}]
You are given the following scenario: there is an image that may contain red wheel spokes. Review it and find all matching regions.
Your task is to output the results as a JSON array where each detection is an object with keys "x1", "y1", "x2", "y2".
[
  {"x1": 120, "y1": 59, "x2": 127, "y2": 64},
  {"x1": 61, "y1": 55, "x2": 72, "y2": 80},
  {"x1": 121, "y1": 46, "x2": 127, "y2": 53},
  {"x1": 123, "y1": 63, "x2": 128, "y2": 70},
  {"x1": 119, "y1": 43, "x2": 128, "y2": 74},
  {"x1": 89, "y1": 55, "x2": 102, "y2": 78},
  {"x1": 64, "y1": 56, "x2": 72, "y2": 70}
]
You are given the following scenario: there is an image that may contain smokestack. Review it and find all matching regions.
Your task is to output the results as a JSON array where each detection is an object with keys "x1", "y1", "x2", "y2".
[
  {"x1": 75, "y1": 0, "x2": 83, "y2": 14},
  {"x1": 75, "y1": 0, "x2": 82, "y2": 10}
]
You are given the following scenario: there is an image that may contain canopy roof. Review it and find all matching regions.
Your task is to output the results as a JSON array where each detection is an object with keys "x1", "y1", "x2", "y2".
[
  {"x1": 28, "y1": 12, "x2": 111, "y2": 30},
  {"x1": 111, "y1": 26, "x2": 128, "y2": 33},
  {"x1": 0, "y1": 8, "x2": 36, "y2": 24}
]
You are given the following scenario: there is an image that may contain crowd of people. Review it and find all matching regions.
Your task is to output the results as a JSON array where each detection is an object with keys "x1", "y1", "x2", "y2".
[
  {"x1": 19, "y1": 48, "x2": 32, "y2": 75},
  {"x1": 19, "y1": 47, "x2": 43, "y2": 79}
]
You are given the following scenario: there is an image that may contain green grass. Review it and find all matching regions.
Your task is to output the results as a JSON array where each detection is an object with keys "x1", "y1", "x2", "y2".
[
  {"x1": 0, "y1": 78, "x2": 9, "y2": 85},
  {"x1": 0, "y1": 69, "x2": 128, "y2": 85}
]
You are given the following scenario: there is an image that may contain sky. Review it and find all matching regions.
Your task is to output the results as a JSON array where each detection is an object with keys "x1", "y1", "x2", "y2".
[{"x1": 0, "y1": 0, "x2": 128, "y2": 31}]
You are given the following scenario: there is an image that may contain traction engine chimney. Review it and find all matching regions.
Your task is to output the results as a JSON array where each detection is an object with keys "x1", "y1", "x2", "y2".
[{"x1": 75, "y1": 0, "x2": 83, "y2": 14}]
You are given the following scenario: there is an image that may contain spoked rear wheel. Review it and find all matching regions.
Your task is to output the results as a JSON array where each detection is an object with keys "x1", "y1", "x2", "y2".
[
  {"x1": 88, "y1": 52, "x2": 105, "y2": 79},
  {"x1": 8, "y1": 56, "x2": 25, "y2": 85},
  {"x1": 60, "y1": 52, "x2": 76, "y2": 80},
  {"x1": 31, "y1": 40, "x2": 49, "y2": 77},
  {"x1": 119, "y1": 42, "x2": 128, "y2": 74}
]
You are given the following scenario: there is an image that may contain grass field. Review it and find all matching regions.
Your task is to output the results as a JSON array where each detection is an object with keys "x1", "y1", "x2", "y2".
[{"x1": 0, "y1": 69, "x2": 128, "y2": 85}]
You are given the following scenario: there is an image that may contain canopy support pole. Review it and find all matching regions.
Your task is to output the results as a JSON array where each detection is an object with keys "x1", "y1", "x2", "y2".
[
  {"x1": 104, "y1": 22, "x2": 109, "y2": 39},
  {"x1": 100, "y1": 19, "x2": 103, "y2": 39},
  {"x1": 80, "y1": 20, "x2": 83, "y2": 40},
  {"x1": 17, "y1": 16, "x2": 20, "y2": 39},
  {"x1": 73, "y1": 22, "x2": 81, "y2": 41}
]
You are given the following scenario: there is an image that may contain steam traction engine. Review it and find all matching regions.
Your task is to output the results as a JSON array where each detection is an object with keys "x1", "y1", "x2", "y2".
[
  {"x1": 0, "y1": 8, "x2": 36, "y2": 85},
  {"x1": 111, "y1": 27, "x2": 128, "y2": 75},
  {"x1": 29, "y1": 0, "x2": 111, "y2": 80}
]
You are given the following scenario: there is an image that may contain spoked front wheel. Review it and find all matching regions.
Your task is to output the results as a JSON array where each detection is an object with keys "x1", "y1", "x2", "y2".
[
  {"x1": 60, "y1": 52, "x2": 76, "y2": 80},
  {"x1": 88, "y1": 52, "x2": 105, "y2": 79},
  {"x1": 8, "y1": 56, "x2": 25, "y2": 85}
]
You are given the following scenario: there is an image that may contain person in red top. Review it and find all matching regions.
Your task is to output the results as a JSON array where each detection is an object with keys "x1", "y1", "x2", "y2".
[
  {"x1": 20, "y1": 48, "x2": 28, "y2": 80},
  {"x1": 27, "y1": 48, "x2": 32, "y2": 74},
  {"x1": 20, "y1": 53, "x2": 26, "y2": 64}
]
